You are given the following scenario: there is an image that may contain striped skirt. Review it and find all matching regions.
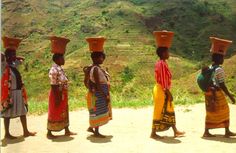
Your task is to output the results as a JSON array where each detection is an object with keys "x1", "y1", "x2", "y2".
[
  {"x1": 86, "y1": 84, "x2": 111, "y2": 128},
  {"x1": 205, "y1": 89, "x2": 229, "y2": 129}
]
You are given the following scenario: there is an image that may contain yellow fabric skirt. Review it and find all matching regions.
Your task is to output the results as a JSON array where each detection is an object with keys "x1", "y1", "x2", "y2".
[
  {"x1": 205, "y1": 89, "x2": 229, "y2": 129},
  {"x1": 152, "y1": 84, "x2": 175, "y2": 132}
]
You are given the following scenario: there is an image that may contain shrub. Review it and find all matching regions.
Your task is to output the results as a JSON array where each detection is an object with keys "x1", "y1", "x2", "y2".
[{"x1": 121, "y1": 66, "x2": 134, "y2": 83}]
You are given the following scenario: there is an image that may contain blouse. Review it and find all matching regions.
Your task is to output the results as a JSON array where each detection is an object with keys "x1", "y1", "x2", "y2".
[
  {"x1": 212, "y1": 66, "x2": 225, "y2": 87},
  {"x1": 155, "y1": 60, "x2": 172, "y2": 90},
  {"x1": 49, "y1": 64, "x2": 68, "y2": 87}
]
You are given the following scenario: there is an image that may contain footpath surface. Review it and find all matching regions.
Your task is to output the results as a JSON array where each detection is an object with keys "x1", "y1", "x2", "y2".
[{"x1": 1, "y1": 104, "x2": 236, "y2": 153}]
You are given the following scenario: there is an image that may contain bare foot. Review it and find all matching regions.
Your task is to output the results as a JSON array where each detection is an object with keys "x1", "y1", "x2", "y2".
[
  {"x1": 174, "y1": 131, "x2": 185, "y2": 137},
  {"x1": 150, "y1": 133, "x2": 164, "y2": 139},
  {"x1": 24, "y1": 131, "x2": 37, "y2": 137},
  {"x1": 87, "y1": 127, "x2": 95, "y2": 134},
  {"x1": 203, "y1": 132, "x2": 215, "y2": 138},
  {"x1": 47, "y1": 133, "x2": 57, "y2": 139},
  {"x1": 65, "y1": 131, "x2": 77, "y2": 136},
  {"x1": 4, "y1": 134, "x2": 17, "y2": 140},
  {"x1": 225, "y1": 131, "x2": 236, "y2": 138}
]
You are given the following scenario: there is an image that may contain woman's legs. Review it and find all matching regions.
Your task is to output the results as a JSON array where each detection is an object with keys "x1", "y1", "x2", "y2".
[
  {"x1": 203, "y1": 128, "x2": 215, "y2": 137},
  {"x1": 20, "y1": 115, "x2": 36, "y2": 137},
  {"x1": 94, "y1": 126, "x2": 106, "y2": 138},
  {"x1": 203, "y1": 127, "x2": 236, "y2": 138},
  {"x1": 47, "y1": 126, "x2": 77, "y2": 139},
  {"x1": 47, "y1": 130, "x2": 57, "y2": 139},
  {"x1": 64, "y1": 126, "x2": 77, "y2": 136},
  {"x1": 225, "y1": 127, "x2": 236, "y2": 137},
  {"x1": 4, "y1": 117, "x2": 17, "y2": 139},
  {"x1": 150, "y1": 128, "x2": 163, "y2": 139},
  {"x1": 172, "y1": 125, "x2": 185, "y2": 137},
  {"x1": 203, "y1": 126, "x2": 236, "y2": 138}
]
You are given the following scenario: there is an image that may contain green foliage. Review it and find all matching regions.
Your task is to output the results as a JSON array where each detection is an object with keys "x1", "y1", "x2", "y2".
[
  {"x1": 232, "y1": 13, "x2": 236, "y2": 31},
  {"x1": 2, "y1": 0, "x2": 236, "y2": 114},
  {"x1": 117, "y1": 10, "x2": 125, "y2": 16},
  {"x1": 192, "y1": 0, "x2": 210, "y2": 16},
  {"x1": 129, "y1": 0, "x2": 147, "y2": 5},
  {"x1": 121, "y1": 66, "x2": 135, "y2": 84}
]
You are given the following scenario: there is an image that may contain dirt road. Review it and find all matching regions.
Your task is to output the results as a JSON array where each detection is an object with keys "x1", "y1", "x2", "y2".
[{"x1": 1, "y1": 104, "x2": 236, "y2": 153}]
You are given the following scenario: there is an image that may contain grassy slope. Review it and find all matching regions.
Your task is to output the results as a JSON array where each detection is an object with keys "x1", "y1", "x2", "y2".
[{"x1": 1, "y1": 0, "x2": 236, "y2": 114}]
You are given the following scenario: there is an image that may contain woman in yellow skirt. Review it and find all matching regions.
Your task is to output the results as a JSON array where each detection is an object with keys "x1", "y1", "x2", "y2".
[
  {"x1": 151, "y1": 31, "x2": 185, "y2": 139},
  {"x1": 203, "y1": 37, "x2": 235, "y2": 137}
]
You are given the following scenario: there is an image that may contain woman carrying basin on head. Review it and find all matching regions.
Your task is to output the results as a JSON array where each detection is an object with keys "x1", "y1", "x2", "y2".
[{"x1": 151, "y1": 30, "x2": 185, "y2": 139}]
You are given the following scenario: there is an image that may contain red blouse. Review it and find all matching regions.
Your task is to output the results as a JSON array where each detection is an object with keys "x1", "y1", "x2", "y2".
[{"x1": 155, "y1": 60, "x2": 172, "y2": 90}]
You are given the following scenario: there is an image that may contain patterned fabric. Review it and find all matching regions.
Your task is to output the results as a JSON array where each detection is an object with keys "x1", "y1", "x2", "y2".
[
  {"x1": 1, "y1": 69, "x2": 27, "y2": 118},
  {"x1": 155, "y1": 60, "x2": 172, "y2": 90},
  {"x1": 47, "y1": 88, "x2": 69, "y2": 131},
  {"x1": 152, "y1": 83, "x2": 176, "y2": 132},
  {"x1": 1, "y1": 61, "x2": 22, "y2": 107},
  {"x1": 212, "y1": 66, "x2": 225, "y2": 87},
  {"x1": 48, "y1": 64, "x2": 69, "y2": 131},
  {"x1": 1, "y1": 60, "x2": 27, "y2": 116},
  {"x1": 49, "y1": 64, "x2": 68, "y2": 87},
  {"x1": 1, "y1": 90, "x2": 27, "y2": 118},
  {"x1": 205, "y1": 89, "x2": 229, "y2": 129},
  {"x1": 1, "y1": 65, "x2": 11, "y2": 108},
  {"x1": 47, "y1": 87, "x2": 69, "y2": 131},
  {"x1": 86, "y1": 84, "x2": 111, "y2": 128}
]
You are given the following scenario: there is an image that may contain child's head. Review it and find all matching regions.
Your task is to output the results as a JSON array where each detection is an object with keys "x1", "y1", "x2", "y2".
[{"x1": 201, "y1": 66, "x2": 209, "y2": 74}]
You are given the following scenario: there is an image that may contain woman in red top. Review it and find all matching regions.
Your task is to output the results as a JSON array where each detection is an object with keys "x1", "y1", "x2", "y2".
[{"x1": 151, "y1": 31, "x2": 185, "y2": 139}]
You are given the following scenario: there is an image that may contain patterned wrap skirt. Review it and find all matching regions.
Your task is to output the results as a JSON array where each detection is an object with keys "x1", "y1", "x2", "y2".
[
  {"x1": 152, "y1": 83, "x2": 176, "y2": 132},
  {"x1": 47, "y1": 87, "x2": 69, "y2": 131},
  {"x1": 205, "y1": 89, "x2": 229, "y2": 129},
  {"x1": 86, "y1": 84, "x2": 111, "y2": 128}
]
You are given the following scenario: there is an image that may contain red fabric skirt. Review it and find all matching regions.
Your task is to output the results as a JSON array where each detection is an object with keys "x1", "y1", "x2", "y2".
[{"x1": 47, "y1": 87, "x2": 69, "y2": 131}]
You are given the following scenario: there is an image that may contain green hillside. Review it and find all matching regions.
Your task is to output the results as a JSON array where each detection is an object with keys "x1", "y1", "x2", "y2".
[{"x1": 1, "y1": 0, "x2": 236, "y2": 113}]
